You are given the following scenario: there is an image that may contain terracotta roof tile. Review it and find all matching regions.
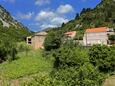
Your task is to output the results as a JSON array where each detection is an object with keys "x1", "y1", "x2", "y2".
[{"x1": 86, "y1": 27, "x2": 108, "y2": 33}]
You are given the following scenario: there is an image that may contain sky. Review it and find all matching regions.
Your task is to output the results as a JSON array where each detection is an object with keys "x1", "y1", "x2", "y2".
[{"x1": 0, "y1": 0, "x2": 101, "y2": 32}]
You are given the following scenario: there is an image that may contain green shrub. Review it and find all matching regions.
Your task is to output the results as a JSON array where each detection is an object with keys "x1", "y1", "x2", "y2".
[
  {"x1": 0, "y1": 40, "x2": 17, "y2": 62},
  {"x1": 44, "y1": 31, "x2": 62, "y2": 51},
  {"x1": 53, "y1": 43, "x2": 89, "y2": 69},
  {"x1": 21, "y1": 73, "x2": 64, "y2": 86},
  {"x1": 51, "y1": 43, "x2": 105, "y2": 86},
  {"x1": 53, "y1": 64, "x2": 104, "y2": 86},
  {"x1": 89, "y1": 45, "x2": 115, "y2": 73},
  {"x1": 17, "y1": 42, "x2": 32, "y2": 55}
]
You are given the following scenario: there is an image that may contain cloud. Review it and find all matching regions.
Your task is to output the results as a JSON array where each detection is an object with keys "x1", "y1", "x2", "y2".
[
  {"x1": 34, "y1": 4, "x2": 74, "y2": 30},
  {"x1": 35, "y1": 0, "x2": 50, "y2": 6},
  {"x1": 40, "y1": 24, "x2": 57, "y2": 29},
  {"x1": 17, "y1": 12, "x2": 34, "y2": 20},
  {"x1": 35, "y1": 11, "x2": 56, "y2": 21},
  {"x1": 51, "y1": 17, "x2": 68, "y2": 25},
  {"x1": 57, "y1": 4, "x2": 74, "y2": 14},
  {"x1": 35, "y1": 10, "x2": 68, "y2": 29}
]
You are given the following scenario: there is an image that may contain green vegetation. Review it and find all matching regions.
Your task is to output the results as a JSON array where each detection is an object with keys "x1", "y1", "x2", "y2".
[
  {"x1": 0, "y1": 39, "x2": 17, "y2": 63},
  {"x1": 109, "y1": 35, "x2": 115, "y2": 40},
  {"x1": 20, "y1": 37, "x2": 115, "y2": 86},
  {"x1": 0, "y1": 5, "x2": 32, "y2": 63},
  {"x1": 0, "y1": 49, "x2": 53, "y2": 80},
  {"x1": 44, "y1": 31, "x2": 63, "y2": 51},
  {"x1": 0, "y1": 0, "x2": 115, "y2": 86},
  {"x1": 0, "y1": 26, "x2": 31, "y2": 42},
  {"x1": 0, "y1": 5, "x2": 32, "y2": 42},
  {"x1": 89, "y1": 45, "x2": 115, "y2": 73}
]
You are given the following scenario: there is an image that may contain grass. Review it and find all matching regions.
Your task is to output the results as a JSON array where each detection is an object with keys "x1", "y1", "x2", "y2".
[{"x1": 0, "y1": 49, "x2": 53, "y2": 80}]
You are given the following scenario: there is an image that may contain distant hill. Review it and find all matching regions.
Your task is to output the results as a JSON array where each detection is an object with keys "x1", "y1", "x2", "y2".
[
  {"x1": 0, "y1": 5, "x2": 31, "y2": 41},
  {"x1": 48, "y1": 0, "x2": 115, "y2": 39}
]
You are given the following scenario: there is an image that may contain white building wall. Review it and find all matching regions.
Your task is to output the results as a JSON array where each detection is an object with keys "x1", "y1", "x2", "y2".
[{"x1": 83, "y1": 32, "x2": 108, "y2": 46}]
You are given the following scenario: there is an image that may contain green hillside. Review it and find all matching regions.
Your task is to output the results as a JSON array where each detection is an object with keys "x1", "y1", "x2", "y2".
[
  {"x1": 48, "y1": 0, "x2": 115, "y2": 38},
  {"x1": 0, "y1": 5, "x2": 31, "y2": 42}
]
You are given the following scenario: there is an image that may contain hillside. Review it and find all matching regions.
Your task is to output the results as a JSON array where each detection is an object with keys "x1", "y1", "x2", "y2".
[
  {"x1": 0, "y1": 5, "x2": 31, "y2": 41},
  {"x1": 49, "y1": 0, "x2": 115, "y2": 39}
]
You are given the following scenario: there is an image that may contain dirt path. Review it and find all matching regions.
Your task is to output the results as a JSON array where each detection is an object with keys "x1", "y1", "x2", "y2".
[{"x1": 103, "y1": 75, "x2": 115, "y2": 86}]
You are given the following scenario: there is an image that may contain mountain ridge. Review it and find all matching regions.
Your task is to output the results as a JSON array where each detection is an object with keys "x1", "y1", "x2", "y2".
[{"x1": 0, "y1": 5, "x2": 31, "y2": 41}]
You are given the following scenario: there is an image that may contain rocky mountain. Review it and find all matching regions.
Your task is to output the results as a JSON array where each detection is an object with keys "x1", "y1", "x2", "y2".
[{"x1": 0, "y1": 5, "x2": 31, "y2": 41}]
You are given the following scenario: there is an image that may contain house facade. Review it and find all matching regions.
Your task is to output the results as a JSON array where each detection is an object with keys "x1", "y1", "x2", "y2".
[
  {"x1": 83, "y1": 27, "x2": 114, "y2": 46},
  {"x1": 27, "y1": 31, "x2": 47, "y2": 49}
]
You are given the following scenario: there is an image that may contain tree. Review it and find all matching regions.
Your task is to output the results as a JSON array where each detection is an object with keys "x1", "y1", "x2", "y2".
[
  {"x1": 75, "y1": 13, "x2": 79, "y2": 20},
  {"x1": 44, "y1": 31, "x2": 62, "y2": 51},
  {"x1": 0, "y1": 39, "x2": 17, "y2": 63}
]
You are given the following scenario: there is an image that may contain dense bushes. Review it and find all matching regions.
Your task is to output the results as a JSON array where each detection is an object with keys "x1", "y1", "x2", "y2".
[
  {"x1": 0, "y1": 39, "x2": 17, "y2": 62},
  {"x1": 0, "y1": 41, "x2": 32, "y2": 63},
  {"x1": 53, "y1": 44, "x2": 89, "y2": 69},
  {"x1": 22, "y1": 73, "x2": 63, "y2": 86},
  {"x1": 44, "y1": 31, "x2": 63, "y2": 51},
  {"x1": 89, "y1": 45, "x2": 115, "y2": 72},
  {"x1": 51, "y1": 44, "x2": 105, "y2": 86}
]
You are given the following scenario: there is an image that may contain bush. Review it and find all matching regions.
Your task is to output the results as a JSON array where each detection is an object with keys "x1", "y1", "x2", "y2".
[
  {"x1": 53, "y1": 43, "x2": 89, "y2": 69},
  {"x1": 0, "y1": 39, "x2": 17, "y2": 62},
  {"x1": 89, "y1": 45, "x2": 115, "y2": 73},
  {"x1": 21, "y1": 73, "x2": 64, "y2": 86},
  {"x1": 44, "y1": 31, "x2": 62, "y2": 51},
  {"x1": 51, "y1": 43, "x2": 105, "y2": 86},
  {"x1": 17, "y1": 42, "x2": 32, "y2": 55},
  {"x1": 53, "y1": 64, "x2": 104, "y2": 86}
]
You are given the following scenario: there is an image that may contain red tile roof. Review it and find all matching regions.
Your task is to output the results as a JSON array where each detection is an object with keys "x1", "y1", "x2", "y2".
[
  {"x1": 64, "y1": 31, "x2": 76, "y2": 35},
  {"x1": 86, "y1": 27, "x2": 108, "y2": 33}
]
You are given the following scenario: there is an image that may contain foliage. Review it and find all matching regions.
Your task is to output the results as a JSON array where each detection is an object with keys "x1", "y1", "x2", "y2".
[
  {"x1": 53, "y1": 65, "x2": 104, "y2": 86},
  {"x1": 89, "y1": 45, "x2": 115, "y2": 73},
  {"x1": 51, "y1": 43, "x2": 105, "y2": 86},
  {"x1": 0, "y1": 26, "x2": 31, "y2": 42},
  {"x1": 0, "y1": 5, "x2": 32, "y2": 42},
  {"x1": 17, "y1": 42, "x2": 32, "y2": 56},
  {"x1": 21, "y1": 73, "x2": 64, "y2": 86},
  {"x1": 44, "y1": 31, "x2": 63, "y2": 51},
  {"x1": 109, "y1": 35, "x2": 115, "y2": 40},
  {"x1": 53, "y1": 43, "x2": 89, "y2": 69},
  {"x1": 0, "y1": 39, "x2": 17, "y2": 63},
  {"x1": 0, "y1": 50, "x2": 53, "y2": 79}
]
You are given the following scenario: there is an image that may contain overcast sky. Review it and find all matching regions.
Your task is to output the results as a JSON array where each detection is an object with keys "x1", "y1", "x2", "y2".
[{"x1": 0, "y1": 0, "x2": 101, "y2": 32}]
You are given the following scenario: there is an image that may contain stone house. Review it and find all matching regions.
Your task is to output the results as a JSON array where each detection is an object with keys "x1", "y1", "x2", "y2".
[
  {"x1": 27, "y1": 31, "x2": 47, "y2": 49},
  {"x1": 83, "y1": 27, "x2": 114, "y2": 46}
]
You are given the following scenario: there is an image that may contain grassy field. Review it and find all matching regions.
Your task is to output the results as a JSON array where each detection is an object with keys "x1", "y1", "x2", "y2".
[{"x1": 0, "y1": 49, "x2": 53, "y2": 80}]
